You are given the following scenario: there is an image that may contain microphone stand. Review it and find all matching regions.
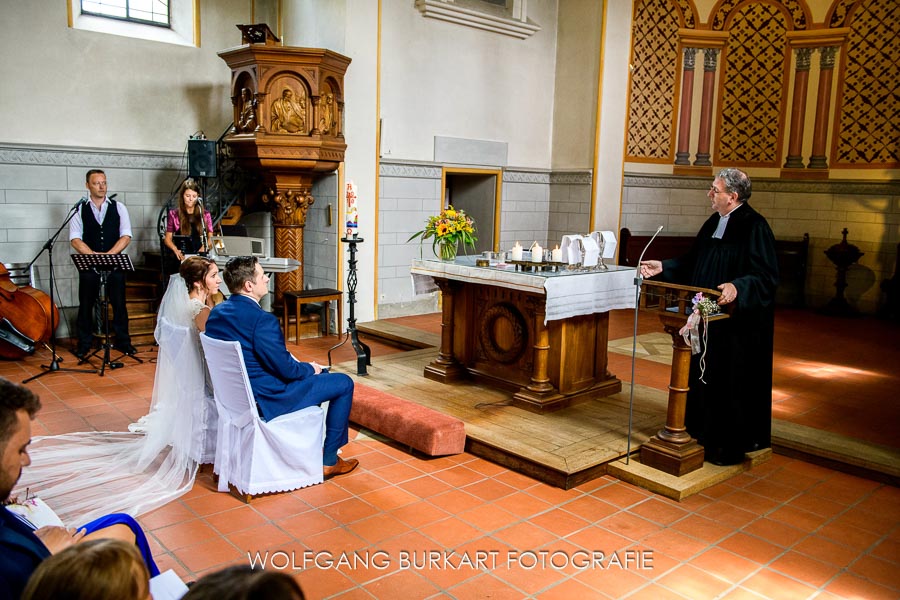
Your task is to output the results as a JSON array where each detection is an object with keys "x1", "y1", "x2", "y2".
[
  {"x1": 625, "y1": 225, "x2": 663, "y2": 464},
  {"x1": 23, "y1": 200, "x2": 97, "y2": 383}
]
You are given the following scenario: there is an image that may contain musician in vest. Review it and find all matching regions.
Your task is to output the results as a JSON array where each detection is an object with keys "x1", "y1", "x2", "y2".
[{"x1": 69, "y1": 170, "x2": 136, "y2": 359}]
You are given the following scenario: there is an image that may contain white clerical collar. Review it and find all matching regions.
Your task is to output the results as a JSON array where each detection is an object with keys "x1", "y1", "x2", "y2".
[{"x1": 713, "y1": 202, "x2": 742, "y2": 239}]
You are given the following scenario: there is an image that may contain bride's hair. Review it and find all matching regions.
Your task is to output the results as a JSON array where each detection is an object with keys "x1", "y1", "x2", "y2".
[{"x1": 180, "y1": 256, "x2": 213, "y2": 293}]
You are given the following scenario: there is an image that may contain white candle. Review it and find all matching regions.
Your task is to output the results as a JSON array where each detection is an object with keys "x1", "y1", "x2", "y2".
[
  {"x1": 531, "y1": 242, "x2": 543, "y2": 263},
  {"x1": 551, "y1": 245, "x2": 562, "y2": 263},
  {"x1": 510, "y1": 242, "x2": 523, "y2": 262},
  {"x1": 345, "y1": 181, "x2": 358, "y2": 236}
]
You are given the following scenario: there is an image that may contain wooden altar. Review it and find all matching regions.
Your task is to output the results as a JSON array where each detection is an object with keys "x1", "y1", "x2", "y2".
[{"x1": 410, "y1": 258, "x2": 634, "y2": 413}]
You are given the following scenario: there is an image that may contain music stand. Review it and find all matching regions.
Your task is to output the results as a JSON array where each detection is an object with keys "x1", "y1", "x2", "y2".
[
  {"x1": 171, "y1": 235, "x2": 194, "y2": 255},
  {"x1": 71, "y1": 253, "x2": 140, "y2": 376}
]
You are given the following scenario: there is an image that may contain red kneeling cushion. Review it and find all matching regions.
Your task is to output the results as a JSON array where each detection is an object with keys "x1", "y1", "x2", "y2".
[{"x1": 350, "y1": 385, "x2": 466, "y2": 456}]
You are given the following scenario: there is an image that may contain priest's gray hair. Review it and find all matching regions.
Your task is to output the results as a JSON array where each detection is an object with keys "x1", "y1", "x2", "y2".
[{"x1": 717, "y1": 168, "x2": 751, "y2": 202}]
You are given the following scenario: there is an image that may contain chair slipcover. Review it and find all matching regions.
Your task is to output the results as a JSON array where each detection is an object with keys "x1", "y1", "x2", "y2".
[{"x1": 200, "y1": 333, "x2": 324, "y2": 496}]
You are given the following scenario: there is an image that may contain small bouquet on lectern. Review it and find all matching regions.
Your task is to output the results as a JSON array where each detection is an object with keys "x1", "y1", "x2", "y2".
[
  {"x1": 407, "y1": 205, "x2": 477, "y2": 261},
  {"x1": 679, "y1": 292, "x2": 720, "y2": 383}
]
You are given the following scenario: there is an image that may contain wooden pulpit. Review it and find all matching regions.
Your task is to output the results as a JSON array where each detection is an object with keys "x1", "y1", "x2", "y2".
[
  {"x1": 219, "y1": 26, "x2": 350, "y2": 303},
  {"x1": 638, "y1": 280, "x2": 730, "y2": 476}
]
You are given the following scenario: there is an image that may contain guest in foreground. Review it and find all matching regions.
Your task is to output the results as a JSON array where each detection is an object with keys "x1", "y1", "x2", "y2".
[
  {"x1": 640, "y1": 168, "x2": 778, "y2": 465},
  {"x1": 205, "y1": 256, "x2": 358, "y2": 478},
  {"x1": 182, "y1": 565, "x2": 305, "y2": 600},
  {"x1": 0, "y1": 379, "x2": 159, "y2": 600},
  {"x1": 69, "y1": 169, "x2": 135, "y2": 358},
  {"x1": 21, "y1": 539, "x2": 150, "y2": 600}
]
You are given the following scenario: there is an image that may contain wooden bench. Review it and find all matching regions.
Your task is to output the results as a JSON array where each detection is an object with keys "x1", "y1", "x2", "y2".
[
  {"x1": 282, "y1": 289, "x2": 342, "y2": 342},
  {"x1": 618, "y1": 228, "x2": 809, "y2": 307}
]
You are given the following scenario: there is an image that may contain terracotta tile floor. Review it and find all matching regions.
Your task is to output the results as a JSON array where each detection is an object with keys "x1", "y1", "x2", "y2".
[{"x1": 2, "y1": 308, "x2": 898, "y2": 599}]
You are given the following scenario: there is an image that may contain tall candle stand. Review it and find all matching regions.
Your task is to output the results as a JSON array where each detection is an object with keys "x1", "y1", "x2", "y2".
[{"x1": 329, "y1": 235, "x2": 372, "y2": 375}]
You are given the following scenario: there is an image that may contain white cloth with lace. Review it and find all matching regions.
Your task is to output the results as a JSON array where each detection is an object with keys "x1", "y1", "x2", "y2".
[{"x1": 14, "y1": 274, "x2": 213, "y2": 526}]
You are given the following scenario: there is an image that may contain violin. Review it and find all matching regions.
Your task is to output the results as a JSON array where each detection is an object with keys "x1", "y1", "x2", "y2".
[{"x1": 0, "y1": 262, "x2": 59, "y2": 359}]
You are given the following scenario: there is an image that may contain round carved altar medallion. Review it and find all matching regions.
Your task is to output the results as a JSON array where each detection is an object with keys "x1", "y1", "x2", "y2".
[{"x1": 478, "y1": 303, "x2": 527, "y2": 364}]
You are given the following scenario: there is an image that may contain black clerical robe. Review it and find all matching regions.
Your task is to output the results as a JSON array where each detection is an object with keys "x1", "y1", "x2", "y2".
[{"x1": 660, "y1": 202, "x2": 778, "y2": 464}]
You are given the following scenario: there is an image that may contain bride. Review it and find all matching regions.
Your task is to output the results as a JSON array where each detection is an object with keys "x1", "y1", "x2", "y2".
[{"x1": 14, "y1": 258, "x2": 222, "y2": 525}]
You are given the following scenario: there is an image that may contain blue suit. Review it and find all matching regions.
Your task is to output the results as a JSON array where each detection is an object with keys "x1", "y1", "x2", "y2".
[
  {"x1": 1, "y1": 507, "x2": 157, "y2": 600},
  {"x1": 205, "y1": 294, "x2": 353, "y2": 465}
]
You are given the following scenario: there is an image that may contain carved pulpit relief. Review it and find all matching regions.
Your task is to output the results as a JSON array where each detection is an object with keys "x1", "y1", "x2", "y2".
[
  {"x1": 270, "y1": 86, "x2": 308, "y2": 134},
  {"x1": 261, "y1": 187, "x2": 314, "y2": 227},
  {"x1": 236, "y1": 87, "x2": 259, "y2": 133}
]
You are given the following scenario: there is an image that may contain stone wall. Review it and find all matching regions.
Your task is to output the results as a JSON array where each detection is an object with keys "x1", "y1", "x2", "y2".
[{"x1": 0, "y1": 144, "x2": 182, "y2": 337}]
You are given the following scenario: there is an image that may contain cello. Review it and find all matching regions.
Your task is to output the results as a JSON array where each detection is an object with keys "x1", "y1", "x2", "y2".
[{"x1": 0, "y1": 263, "x2": 59, "y2": 359}]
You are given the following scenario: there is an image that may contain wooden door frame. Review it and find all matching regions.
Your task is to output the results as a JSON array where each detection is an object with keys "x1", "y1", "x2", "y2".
[{"x1": 440, "y1": 167, "x2": 503, "y2": 252}]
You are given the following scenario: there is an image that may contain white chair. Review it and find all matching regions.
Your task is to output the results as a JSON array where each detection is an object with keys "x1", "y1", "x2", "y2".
[
  {"x1": 199, "y1": 333, "x2": 324, "y2": 500},
  {"x1": 155, "y1": 317, "x2": 217, "y2": 464}
]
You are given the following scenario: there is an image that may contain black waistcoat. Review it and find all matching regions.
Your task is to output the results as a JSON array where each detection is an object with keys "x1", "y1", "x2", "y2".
[{"x1": 81, "y1": 199, "x2": 121, "y2": 252}]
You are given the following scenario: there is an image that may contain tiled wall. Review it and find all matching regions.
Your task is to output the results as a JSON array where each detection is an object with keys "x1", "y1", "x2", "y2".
[
  {"x1": 621, "y1": 174, "x2": 900, "y2": 314},
  {"x1": 377, "y1": 161, "x2": 584, "y2": 318},
  {"x1": 500, "y1": 170, "x2": 551, "y2": 252},
  {"x1": 548, "y1": 171, "x2": 593, "y2": 246},
  {"x1": 0, "y1": 144, "x2": 182, "y2": 337},
  {"x1": 303, "y1": 173, "x2": 340, "y2": 291},
  {"x1": 377, "y1": 162, "x2": 444, "y2": 317}
]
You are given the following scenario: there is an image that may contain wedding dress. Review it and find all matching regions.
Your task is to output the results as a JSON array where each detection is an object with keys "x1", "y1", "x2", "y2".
[{"x1": 14, "y1": 275, "x2": 214, "y2": 526}]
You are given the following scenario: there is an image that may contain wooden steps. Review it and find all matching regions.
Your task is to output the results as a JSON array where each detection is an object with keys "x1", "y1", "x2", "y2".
[
  {"x1": 127, "y1": 266, "x2": 161, "y2": 345},
  {"x1": 356, "y1": 321, "x2": 440, "y2": 350}
]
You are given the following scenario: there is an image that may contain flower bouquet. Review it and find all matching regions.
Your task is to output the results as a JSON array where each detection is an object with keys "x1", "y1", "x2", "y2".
[
  {"x1": 679, "y1": 292, "x2": 721, "y2": 383},
  {"x1": 407, "y1": 205, "x2": 477, "y2": 261}
]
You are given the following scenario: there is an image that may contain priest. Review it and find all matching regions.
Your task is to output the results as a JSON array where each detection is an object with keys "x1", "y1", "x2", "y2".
[{"x1": 640, "y1": 168, "x2": 778, "y2": 465}]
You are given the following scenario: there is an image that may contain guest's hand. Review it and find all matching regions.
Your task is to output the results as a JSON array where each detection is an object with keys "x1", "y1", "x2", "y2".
[
  {"x1": 640, "y1": 260, "x2": 662, "y2": 278},
  {"x1": 717, "y1": 282, "x2": 737, "y2": 305},
  {"x1": 310, "y1": 361, "x2": 325, "y2": 374},
  {"x1": 34, "y1": 525, "x2": 86, "y2": 554}
]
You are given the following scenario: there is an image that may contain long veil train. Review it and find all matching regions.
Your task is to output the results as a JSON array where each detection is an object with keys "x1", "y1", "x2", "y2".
[{"x1": 14, "y1": 275, "x2": 213, "y2": 526}]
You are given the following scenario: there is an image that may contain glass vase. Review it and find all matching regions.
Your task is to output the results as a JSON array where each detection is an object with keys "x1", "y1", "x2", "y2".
[{"x1": 437, "y1": 240, "x2": 458, "y2": 262}]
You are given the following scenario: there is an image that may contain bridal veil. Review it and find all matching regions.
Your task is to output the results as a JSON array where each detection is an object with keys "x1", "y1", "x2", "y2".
[{"x1": 15, "y1": 274, "x2": 214, "y2": 526}]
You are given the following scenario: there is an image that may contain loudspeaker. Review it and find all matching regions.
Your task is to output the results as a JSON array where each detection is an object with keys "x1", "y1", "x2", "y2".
[{"x1": 188, "y1": 139, "x2": 217, "y2": 178}]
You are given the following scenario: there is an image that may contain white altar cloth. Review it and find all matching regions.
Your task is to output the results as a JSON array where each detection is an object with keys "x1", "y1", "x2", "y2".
[{"x1": 411, "y1": 257, "x2": 636, "y2": 323}]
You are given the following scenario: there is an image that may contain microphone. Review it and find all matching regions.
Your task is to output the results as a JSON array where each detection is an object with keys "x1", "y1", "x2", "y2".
[
  {"x1": 109, "y1": 193, "x2": 118, "y2": 200},
  {"x1": 634, "y1": 225, "x2": 664, "y2": 285},
  {"x1": 74, "y1": 197, "x2": 88, "y2": 208},
  {"x1": 626, "y1": 224, "x2": 663, "y2": 465}
]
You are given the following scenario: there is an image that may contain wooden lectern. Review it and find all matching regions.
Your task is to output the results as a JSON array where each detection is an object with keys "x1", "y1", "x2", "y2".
[{"x1": 638, "y1": 281, "x2": 730, "y2": 476}]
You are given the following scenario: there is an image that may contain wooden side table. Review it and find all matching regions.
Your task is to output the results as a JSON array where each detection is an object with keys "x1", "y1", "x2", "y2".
[{"x1": 282, "y1": 289, "x2": 343, "y2": 342}]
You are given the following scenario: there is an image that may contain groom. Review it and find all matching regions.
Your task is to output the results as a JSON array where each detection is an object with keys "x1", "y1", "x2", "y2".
[{"x1": 205, "y1": 256, "x2": 358, "y2": 479}]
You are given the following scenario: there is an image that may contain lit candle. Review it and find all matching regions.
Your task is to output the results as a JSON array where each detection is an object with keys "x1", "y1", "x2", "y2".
[
  {"x1": 551, "y1": 245, "x2": 562, "y2": 263},
  {"x1": 531, "y1": 242, "x2": 543, "y2": 263},
  {"x1": 510, "y1": 241, "x2": 523, "y2": 262},
  {"x1": 345, "y1": 180, "x2": 359, "y2": 237}
]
